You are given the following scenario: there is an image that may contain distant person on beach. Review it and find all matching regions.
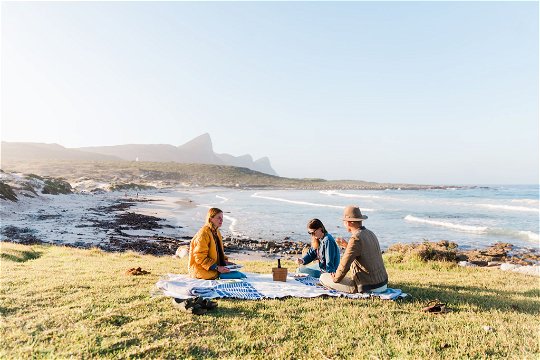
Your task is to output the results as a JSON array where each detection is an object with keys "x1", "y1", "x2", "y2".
[
  {"x1": 188, "y1": 207, "x2": 246, "y2": 280},
  {"x1": 295, "y1": 219, "x2": 340, "y2": 278},
  {"x1": 320, "y1": 206, "x2": 388, "y2": 293}
]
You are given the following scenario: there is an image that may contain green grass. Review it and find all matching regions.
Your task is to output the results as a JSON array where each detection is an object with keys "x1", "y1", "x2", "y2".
[
  {"x1": 1, "y1": 242, "x2": 538, "y2": 359},
  {"x1": 41, "y1": 178, "x2": 73, "y2": 195}
]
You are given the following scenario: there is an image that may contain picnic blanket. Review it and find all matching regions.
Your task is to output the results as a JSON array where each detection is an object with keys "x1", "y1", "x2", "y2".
[{"x1": 154, "y1": 273, "x2": 408, "y2": 300}]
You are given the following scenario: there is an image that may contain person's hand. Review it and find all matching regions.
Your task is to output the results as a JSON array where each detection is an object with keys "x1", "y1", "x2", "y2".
[
  {"x1": 336, "y1": 237, "x2": 348, "y2": 248},
  {"x1": 296, "y1": 258, "x2": 304, "y2": 265},
  {"x1": 217, "y1": 266, "x2": 230, "y2": 273}
]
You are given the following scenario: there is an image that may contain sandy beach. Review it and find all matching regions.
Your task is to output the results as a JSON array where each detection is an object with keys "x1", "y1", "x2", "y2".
[
  {"x1": 0, "y1": 184, "x2": 300, "y2": 261},
  {"x1": 2, "y1": 183, "x2": 538, "y2": 276}
]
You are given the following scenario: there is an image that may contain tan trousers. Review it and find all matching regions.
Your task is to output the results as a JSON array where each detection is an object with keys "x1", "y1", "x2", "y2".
[
  {"x1": 320, "y1": 273, "x2": 388, "y2": 294},
  {"x1": 320, "y1": 273, "x2": 357, "y2": 293}
]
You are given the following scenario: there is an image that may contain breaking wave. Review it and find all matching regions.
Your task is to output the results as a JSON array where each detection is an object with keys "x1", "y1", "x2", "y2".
[
  {"x1": 216, "y1": 195, "x2": 229, "y2": 203},
  {"x1": 404, "y1": 215, "x2": 539, "y2": 242},
  {"x1": 319, "y1": 190, "x2": 383, "y2": 200},
  {"x1": 477, "y1": 203, "x2": 539, "y2": 213},
  {"x1": 404, "y1": 215, "x2": 487, "y2": 233},
  {"x1": 511, "y1": 198, "x2": 539, "y2": 206},
  {"x1": 251, "y1": 193, "x2": 344, "y2": 209},
  {"x1": 223, "y1": 214, "x2": 242, "y2": 237}
]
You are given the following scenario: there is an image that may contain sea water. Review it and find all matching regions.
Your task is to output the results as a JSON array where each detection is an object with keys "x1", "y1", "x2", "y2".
[{"x1": 142, "y1": 185, "x2": 539, "y2": 251}]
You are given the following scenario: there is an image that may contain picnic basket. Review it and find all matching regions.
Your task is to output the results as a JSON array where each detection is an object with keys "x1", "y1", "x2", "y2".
[{"x1": 272, "y1": 259, "x2": 287, "y2": 282}]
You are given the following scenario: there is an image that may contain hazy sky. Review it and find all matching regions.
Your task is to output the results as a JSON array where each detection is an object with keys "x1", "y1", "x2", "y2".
[{"x1": 1, "y1": 1, "x2": 538, "y2": 184}]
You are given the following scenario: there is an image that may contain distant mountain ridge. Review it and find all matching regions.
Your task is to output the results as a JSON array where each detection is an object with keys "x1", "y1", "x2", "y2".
[
  {"x1": 1, "y1": 133, "x2": 278, "y2": 176},
  {"x1": 0, "y1": 142, "x2": 120, "y2": 162}
]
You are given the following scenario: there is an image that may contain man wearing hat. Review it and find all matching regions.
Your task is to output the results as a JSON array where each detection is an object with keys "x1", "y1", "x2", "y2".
[{"x1": 320, "y1": 206, "x2": 388, "y2": 293}]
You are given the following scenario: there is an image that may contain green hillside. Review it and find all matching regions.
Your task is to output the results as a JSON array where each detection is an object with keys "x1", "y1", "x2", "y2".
[{"x1": 1, "y1": 160, "x2": 444, "y2": 190}]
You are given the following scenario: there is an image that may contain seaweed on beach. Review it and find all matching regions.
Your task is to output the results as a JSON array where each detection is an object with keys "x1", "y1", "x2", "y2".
[
  {"x1": 80, "y1": 207, "x2": 176, "y2": 232},
  {"x1": 108, "y1": 183, "x2": 156, "y2": 192},
  {"x1": 102, "y1": 235, "x2": 188, "y2": 256},
  {"x1": 0, "y1": 182, "x2": 18, "y2": 202},
  {"x1": 115, "y1": 212, "x2": 165, "y2": 230},
  {"x1": 222, "y1": 237, "x2": 305, "y2": 255},
  {"x1": 1, "y1": 226, "x2": 42, "y2": 245}
]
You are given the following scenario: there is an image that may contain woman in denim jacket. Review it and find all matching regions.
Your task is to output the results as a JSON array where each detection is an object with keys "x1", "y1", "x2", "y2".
[{"x1": 296, "y1": 218, "x2": 340, "y2": 278}]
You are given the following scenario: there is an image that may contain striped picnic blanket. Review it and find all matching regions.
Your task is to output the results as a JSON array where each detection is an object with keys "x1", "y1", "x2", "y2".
[{"x1": 155, "y1": 273, "x2": 408, "y2": 301}]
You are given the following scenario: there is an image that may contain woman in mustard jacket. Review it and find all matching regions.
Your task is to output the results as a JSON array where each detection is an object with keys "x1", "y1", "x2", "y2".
[{"x1": 188, "y1": 207, "x2": 246, "y2": 280}]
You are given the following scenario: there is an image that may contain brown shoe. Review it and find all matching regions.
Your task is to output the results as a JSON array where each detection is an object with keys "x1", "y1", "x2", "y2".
[
  {"x1": 199, "y1": 298, "x2": 218, "y2": 310},
  {"x1": 422, "y1": 299, "x2": 450, "y2": 314},
  {"x1": 172, "y1": 298, "x2": 207, "y2": 315},
  {"x1": 126, "y1": 267, "x2": 150, "y2": 275},
  {"x1": 190, "y1": 305, "x2": 207, "y2": 315}
]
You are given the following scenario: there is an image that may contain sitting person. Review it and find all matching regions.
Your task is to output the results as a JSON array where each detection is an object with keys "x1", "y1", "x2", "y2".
[
  {"x1": 320, "y1": 206, "x2": 388, "y2": 293},
  {"x1": 296, "y1": 219, "x2": 340, "y2": 278},
  {"x1": 188, "y1": 207, "x2": 246, "y2": 280}
]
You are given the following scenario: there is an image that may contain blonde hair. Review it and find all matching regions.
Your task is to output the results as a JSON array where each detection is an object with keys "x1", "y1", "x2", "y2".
[{"x1": 206, "y1": 207, "x2": 223, "y2": 229}]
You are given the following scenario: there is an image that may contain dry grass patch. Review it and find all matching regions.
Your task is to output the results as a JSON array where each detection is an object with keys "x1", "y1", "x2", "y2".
[{"x1": 386, "y1": 240, "x2": 459, "y2": 262}]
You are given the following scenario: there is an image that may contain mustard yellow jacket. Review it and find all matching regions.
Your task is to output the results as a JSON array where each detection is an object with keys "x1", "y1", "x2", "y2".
[{"x1": 188, "y1": 224, "x2": 228, "y2": 280}]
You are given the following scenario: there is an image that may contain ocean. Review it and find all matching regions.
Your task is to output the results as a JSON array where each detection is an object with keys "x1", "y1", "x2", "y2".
[{"x1": 137, "y1": 185, "x2": 540, "y2": 251}]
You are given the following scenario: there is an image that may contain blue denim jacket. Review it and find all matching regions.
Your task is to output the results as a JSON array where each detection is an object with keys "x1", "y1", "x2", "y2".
[{"x1": 301, "y1": 233, "x2": 340, "y2": 273}]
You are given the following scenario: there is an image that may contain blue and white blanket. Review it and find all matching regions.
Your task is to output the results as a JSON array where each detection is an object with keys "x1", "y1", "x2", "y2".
[{"x1": 155, "y1": 273, "x2": 408, "y2": 301}]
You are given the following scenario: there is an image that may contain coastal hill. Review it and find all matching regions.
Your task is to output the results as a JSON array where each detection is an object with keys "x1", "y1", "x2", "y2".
[
  {"x1": 0, "y1": 133, "x2": 278, "y2": 176},
  {"x1": 0, "y1": 159, "x2": 446, "y2": 191}
]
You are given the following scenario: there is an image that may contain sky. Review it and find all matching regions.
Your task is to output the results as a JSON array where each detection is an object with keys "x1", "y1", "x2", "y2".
[{"x1": 1, "y1": 1, "x2": 538, "y2": 185}]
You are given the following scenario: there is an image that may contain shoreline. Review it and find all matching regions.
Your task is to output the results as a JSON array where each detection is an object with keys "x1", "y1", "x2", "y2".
[
  {"x1": 2, "y1": 194, "x2": 538, "y2": 263},
  {"x1": 1, "y1": 174, "x2": 538, "y2": 271},
  {"x1": 3, "y1": 210, "x2": 538, "y2": 266},
  {"x1": 2, "y1": 234, "x2": 539, "y2": 278}
]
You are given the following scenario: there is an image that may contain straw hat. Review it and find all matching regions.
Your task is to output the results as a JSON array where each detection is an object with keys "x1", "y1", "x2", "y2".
[{"x1": 342, "y1": 206, "x2": 368, "y2": 222}]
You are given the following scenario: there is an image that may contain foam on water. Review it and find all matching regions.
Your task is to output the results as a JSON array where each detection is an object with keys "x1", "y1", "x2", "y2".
[
  {"x1": 198, "y1": 194, "x2": 229, "y2": 208},
  {"x1": 404, "y1": 215, "x2": 539, "y2": 243},
  {"x1": 251, "y1": 192, "x2": 349, "y2": 210},
  {"x1": 488, "y1": 229, "x2": 540, "y2": 242},
  {"x1": 320, "y1": 190, "x2": 384, "y2": 200},
  {"x1": 404, "y1": 215, "x2": 488, "y2": 233},
  {"x1": 518, "y1": 230, "x2": 540, "y2": 242},
  {"x1": 477, "y1": 203, "x2": 539, "y2": 213},
  {"x1": 511, "y1": 198, "x2": 539, "y2": 206},
  {"x1": 223, "y1": 214, "x2": 242, "y2": 237}
]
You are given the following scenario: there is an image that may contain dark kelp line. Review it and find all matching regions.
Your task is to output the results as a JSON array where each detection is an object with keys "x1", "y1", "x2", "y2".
[{"x1": 2, "y1": 198, "x2": 538, "y2": 267}]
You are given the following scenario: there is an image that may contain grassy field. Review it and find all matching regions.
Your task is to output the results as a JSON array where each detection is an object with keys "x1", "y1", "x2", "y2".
[{"x1": 1, "y1": 242, "x2": 538, "y2": 359}]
